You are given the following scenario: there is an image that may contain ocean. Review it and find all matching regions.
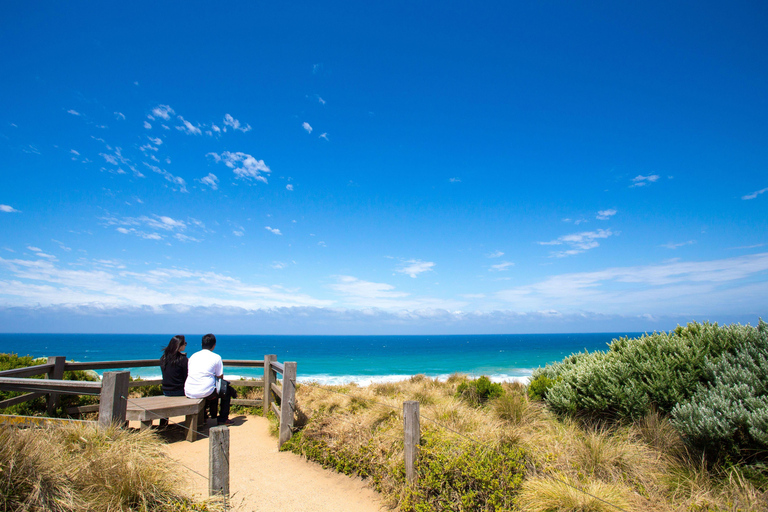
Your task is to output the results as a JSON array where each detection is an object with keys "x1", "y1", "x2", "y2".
[{"x1": 0, "y1": 332, "x2": 638, "y2": 385}]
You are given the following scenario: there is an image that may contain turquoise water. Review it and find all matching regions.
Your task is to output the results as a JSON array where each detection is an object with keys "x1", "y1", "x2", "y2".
[{"x1": 0, "y1": 333, "x2": 636, "y2": 384}]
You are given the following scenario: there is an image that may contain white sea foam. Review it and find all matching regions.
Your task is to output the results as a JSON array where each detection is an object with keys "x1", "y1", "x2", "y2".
[{"x1": 132, "y1": 372, "x2": 532, "y2": 387}]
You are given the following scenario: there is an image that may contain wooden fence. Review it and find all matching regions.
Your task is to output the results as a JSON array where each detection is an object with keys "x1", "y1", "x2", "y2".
[{"x1": 0, "y1": 355, "x2": 297, "y2": 447}]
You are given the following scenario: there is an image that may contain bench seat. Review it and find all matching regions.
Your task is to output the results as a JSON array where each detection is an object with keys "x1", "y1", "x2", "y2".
[{"x1": 125, "y1": 396, "x2": 204, "y2": 441}]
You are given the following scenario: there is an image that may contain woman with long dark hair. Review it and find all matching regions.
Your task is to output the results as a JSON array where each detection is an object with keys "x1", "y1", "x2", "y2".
[{"x1": 160, "y1": 335, "x2": 188, "y2": 397}]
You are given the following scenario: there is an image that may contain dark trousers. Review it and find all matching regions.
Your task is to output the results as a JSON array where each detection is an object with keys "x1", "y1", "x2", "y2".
[{"x1": 206, "y1": 386, "x2": 236, "y2": 423}]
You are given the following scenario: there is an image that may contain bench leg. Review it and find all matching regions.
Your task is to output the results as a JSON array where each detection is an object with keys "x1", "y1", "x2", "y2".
[
  {"x1": 185, "y1": 413, "x2": 198, "y2": 442},
  {"x1": 140, "y1": 420, "x2": 152, "y2": 431}
]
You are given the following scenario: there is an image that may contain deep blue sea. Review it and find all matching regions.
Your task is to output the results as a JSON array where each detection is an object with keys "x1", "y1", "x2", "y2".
[{"x1": 0, "y1": 333, "x2": 638, "y2": 385}]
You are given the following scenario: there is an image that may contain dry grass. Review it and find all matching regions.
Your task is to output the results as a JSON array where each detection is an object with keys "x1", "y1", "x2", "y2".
[
  {"x1": 0, "y1": 422, "x2": 212, "y2": 512},
  {"x1": 289, "y1": 377, "x2": 767, "y2": 512}
]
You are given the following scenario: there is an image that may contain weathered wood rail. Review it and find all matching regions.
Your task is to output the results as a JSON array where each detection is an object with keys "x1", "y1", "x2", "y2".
[{"x1": 0, "y1": 355, "x2": 297, "y2": 447}]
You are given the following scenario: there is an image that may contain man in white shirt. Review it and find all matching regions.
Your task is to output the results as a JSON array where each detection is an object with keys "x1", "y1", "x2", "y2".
[{"x1": 185, "y1": 333, "x2": 234, "y2": 425}]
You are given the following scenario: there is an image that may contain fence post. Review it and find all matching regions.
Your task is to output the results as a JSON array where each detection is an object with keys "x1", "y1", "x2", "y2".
[
  {"x1": 278, "y1": 361, "x2": 296, "y2": 448},
  {"x1": 46, "y1": 356, "x2": 66, "y2": 415},
  {"x1": 404, "y1": 400, "x2": 420, "y2": 484},
  {"x1": 263, "y1": 354, "x2": 276, "y2": 417},
  {"x1": 209, "y1": 425, "x2": 230, "y2": 498},
  {"x1": 98, "y1": 371, "x2": 129, "y2": 427}
]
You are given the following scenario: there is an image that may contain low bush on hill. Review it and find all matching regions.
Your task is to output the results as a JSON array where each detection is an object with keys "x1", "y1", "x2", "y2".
[
  {"x1": 0, "y1": 353, "x2": 99, "y2": 417},
  {"x1": 531, "y1": 319, "x2": 768, "y2": 464}
]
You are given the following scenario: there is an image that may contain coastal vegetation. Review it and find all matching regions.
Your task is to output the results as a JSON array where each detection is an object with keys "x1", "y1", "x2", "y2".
[
  {"x1": 286, "y1": 320, "x2": 767, "y2": 511},
  {"x1": 2, "y1": 319, "x2": 766, "y2": 511}
]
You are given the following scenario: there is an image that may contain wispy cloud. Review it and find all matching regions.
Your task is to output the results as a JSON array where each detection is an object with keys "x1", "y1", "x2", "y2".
[
  {"x1": 143, "y1": 121, "x2": 152, "y2": 129},
  {"x1": 223, "y1": 114, "x2": 252, "y2": 133},
  {"x1": 265, "y1": 226, "x2": 282, "y2": 235},
  {"x1": 151, "y1": 105, "x2": 175, "y2": 120},
  {"x1": 449, "y1": 177, "x2": 461, "y2": 183},
  {"x1": 199, "y1": 173, "x2": 219, "y2": 190},
  {"x1": 661, "y1": 240, "x2": 696, "y2": 249},
  {"x1": 114, "y1": 112, "x2": 125, "y2": 120},
  {"x1": 496, "y1": 252, "x2": 768, "y2": 315},
  {"x1": 319, "y1": 133, "x2": 329, "y2": 141},
  {"x1": 0, "y1": 205, "x2": 20, "y2": 213},
  {"x1": 596, "y1": 209, "x2": 617, "y2": 220},
  {"x1": 317, "y1": 96, "x2": 326, "y2": 105},
  {"x1": 143, "y1": 163, "x2": 187, "y2": 192},
  {"x1": 67, "y1": 109, "x2": 81, "y2": 116},
  {"x1": 286, "y1": 184, "x2": 294, "y2": 191},
  {"x1": 51, "y1": 239, "x2": 71, "y2": 251},
  {"x1": 488, "y1": 251, "x2": 504, "y2": 258},
  {"x1": 396, "y1": 259, "x2": 435, "y2": 278},
  {"x1": 630, "y1": 174, "x2": 660, "y2": 187},
  {"x1": 742, "y1": 187, "x2": 768, "y2": 200},
  {"x1": 176, "y1": 116, "x2": 202, "y2": 135},
  {"x1": 208, "y1": 151, "x2": 270, "y2": 183},
  {"x1": 490, "y1": 261, "x2": 514, "y2": 271},
  {"x1": 302, "y1": 122, "x2": 313, "y2": 134},
  {"x1": 539, "y1": 228, "x2": 616, "y2": 257},
  {"x1": 0, "y1": 257, "x2": 331, "y2": 309}
]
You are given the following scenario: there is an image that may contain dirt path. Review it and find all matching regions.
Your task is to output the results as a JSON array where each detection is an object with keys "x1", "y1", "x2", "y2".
[{"x1": 160, "y1": 414, "x2": 388, "y2": 512}]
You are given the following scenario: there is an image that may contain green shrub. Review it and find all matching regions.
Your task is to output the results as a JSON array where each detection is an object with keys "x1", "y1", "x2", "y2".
[
  {"x1": 456, "y1": 376, "x2": 503, "y2": 406},
  {"x1": 0, "y1": 354, "x2": 99, "y2": 417},
  {"x1": 671, "y1": 320, "x2": 768, "y2": 458},
  {"x1": 401, "y1": 432, "x2": 526, "y2": 512},
  {"x1": 527, "y1": 374, "x2": 558, "y2": 401},
  {"x1": 535, "y1": 321, "x2": 758, "y2": 420}
]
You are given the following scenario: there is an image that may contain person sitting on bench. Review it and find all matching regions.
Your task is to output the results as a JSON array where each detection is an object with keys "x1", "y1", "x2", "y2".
[
  {"x1": 184, "y1": 333, "x2": 236, "y2": 425},
  {"x1": 160, "y1": 335, "x2": 188, "y2": 397}
]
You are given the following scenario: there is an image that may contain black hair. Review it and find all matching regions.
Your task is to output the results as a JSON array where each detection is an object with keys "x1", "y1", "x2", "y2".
[
  {"x1": 202, "y1": 333, "x2": 216, "y2": 350},
  {"x1": 160, "y1": 335, "x2": 186, "y2": 369}
]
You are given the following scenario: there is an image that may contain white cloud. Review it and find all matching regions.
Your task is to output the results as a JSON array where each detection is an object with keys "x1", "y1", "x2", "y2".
[
  {"x1": 143, "y1": 163, "x2": 187, "y2": 192},
  {"x1": 319, "y1": 133, "x2": 329, "y2": 141},
  {"x1": 223, "y1": 114, "x2": 252, "y2": 133},
  {"x1": 151, "y1": 105, "x2": 175, "y2": 120},
  {"x1": 496, "y1": 252, "x2": 768, "y2": 315},
  {"x1": 630, "y1": 174, "x2": 660, "y2": 187},
  {"x1": 143, "y1": 121, "x2": 152, "y2": 129},
  {"x1": 449, "y1": 177, "x2": 461, "y2": 183},
  {"x1": 331, "y1": 275, "x2": 409, "y2": 300},
  {"x1": 286, "y1": 184, "x2": 294, "y2": 191},
  {"x1": 488, "y1": 251, "x2": 504, "y2": 258},
  {"x1": 0, "y1": 205, "x2": 20, "y2": 213},
  {"x1": 490, "y1": 261, "x2": 515, "y2": 272},
  {"x1": 396, "y1": 259, "x2": 435, "y2": 278},
  {"x1": 114, "y1": 112, "x2": 126, "y2": 120},
  {"x1": 148, "y1": 137, "x2": 162, "y2": 146},
  {"x1": 176, "y1": 116, "x2": 202, "y2": 135},
  {"x1": 272, "y1": 262, "x2": 288, "y2": 269},
  {"x1": 208, "y1": 151, "x2": 271, "y2": 183},
  {"x1": 317, "y1": 96, "x2": 326, "y2": 105},
  {"x1": 742, "y1": 187, "x2": 768, "y2": 200},
  {"x1": 302, "y1": 122, "x2": 313, "y2": 134},
  {"x1": 661, "y1": 240, "x2": 696, "y2": 249},
  {"x1": 27, "y1": 246, "x2": 42, "y2": 252},
  {"x1": 233, "y1": 230, "x2": 244, "y2": 237},
  {"x1": 67, "y1": 109, "x2": 81, "y2": 116},
  {"x1": 538, "y1": 229, "x2": 616, "y2": 257},
  {"x1": 265, "y1": 226, "x2": 282, "y2": 235},
  {"x1": 596, "y1": 209, "x2": 617, "y2": 220},
  {"x1": 200, "y1": 173, "x2": 219, "y2": 190},
  {"x1": 70, "y1": 149, "x2": 80, "y2": 156},
  {"x1": 0, "y1": 257, "x2": 332, "y2": 309},
  {"x1": 51, "y1": 240, "x2": 71, "y2": 252}
]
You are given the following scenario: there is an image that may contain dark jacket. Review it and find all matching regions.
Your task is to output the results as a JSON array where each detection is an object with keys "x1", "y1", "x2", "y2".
[{"x1": 160, "y1": 353, "x2": 188, "y2": 396}]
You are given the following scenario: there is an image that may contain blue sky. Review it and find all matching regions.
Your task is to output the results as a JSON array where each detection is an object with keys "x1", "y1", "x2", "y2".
[{"x1": 1, "y1": 1, "x2": 766, "y2": 334}]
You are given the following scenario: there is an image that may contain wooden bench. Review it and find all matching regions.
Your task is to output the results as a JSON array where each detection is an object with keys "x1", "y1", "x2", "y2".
[{"x1": 125, "y1": 396, "x2": 205, "y2": 442}]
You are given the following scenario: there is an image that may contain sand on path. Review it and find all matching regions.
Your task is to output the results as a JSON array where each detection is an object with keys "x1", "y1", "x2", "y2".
[{"x1": 161, "y1": 414, "x2": 388, "y2": 512}]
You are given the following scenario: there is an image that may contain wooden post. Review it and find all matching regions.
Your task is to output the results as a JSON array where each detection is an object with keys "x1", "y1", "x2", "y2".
[
  {"x1": 404, "y1": 400, "x2": 420, "y2": 484},
  {"x1": 278, "y1": 361, "x2": 296, "y2": 448},
  {"x1": 46, "y1": 356, "x2": 66, "y2": 415},
  {"x1": 209, "y1": 425, "x2": 230, "y2": 498},
  {"x1": 263, "y1": 354, "x2": 276, "y2": 417},
  {"x1": 98, "y1": 371, "x2": 129, "y2": 427}
]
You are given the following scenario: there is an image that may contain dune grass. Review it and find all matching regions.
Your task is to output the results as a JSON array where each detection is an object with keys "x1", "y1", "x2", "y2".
[
  {"x1": 0, "y1": 422, "x2": 214, "y2": 512},
  {"x1": 285, "y1": 375, "x2": 767, "y2": 511}
]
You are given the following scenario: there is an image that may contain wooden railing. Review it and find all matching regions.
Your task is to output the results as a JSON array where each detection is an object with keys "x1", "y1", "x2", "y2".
[{"x1": 0, "y1": 355, "x2": 297, "y2": 446}]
